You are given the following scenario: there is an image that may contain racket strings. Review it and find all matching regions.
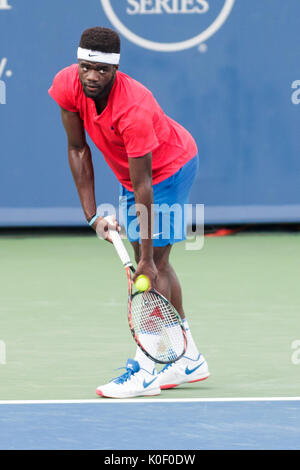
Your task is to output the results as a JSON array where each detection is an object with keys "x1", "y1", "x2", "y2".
[{"x1": 130, "y1": 291, "x2": 185, "y2": 363}]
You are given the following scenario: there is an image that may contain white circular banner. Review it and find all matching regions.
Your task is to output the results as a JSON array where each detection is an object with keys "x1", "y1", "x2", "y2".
[{"x1": 100, "y1": 0, "x2": 235, "y2": 52}]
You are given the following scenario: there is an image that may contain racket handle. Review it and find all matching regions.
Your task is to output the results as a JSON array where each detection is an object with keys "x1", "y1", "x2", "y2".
[{"x1": 105, "y1": 216, "x2": 132, "y2": 268}]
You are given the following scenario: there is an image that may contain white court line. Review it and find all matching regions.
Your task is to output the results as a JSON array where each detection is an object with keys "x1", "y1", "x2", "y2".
[{"x1": 0, "y1": 397, "x2": 300, "y2": 405}]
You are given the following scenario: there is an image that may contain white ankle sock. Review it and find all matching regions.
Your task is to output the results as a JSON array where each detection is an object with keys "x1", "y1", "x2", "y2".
[{"x1": 182, "y1": 318, "x2": 200, "y2": 359}]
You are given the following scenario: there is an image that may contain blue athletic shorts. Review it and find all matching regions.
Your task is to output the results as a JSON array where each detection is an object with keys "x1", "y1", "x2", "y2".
[{"x1": 119, "y1": 154, "x2": 199, "y2": 247}]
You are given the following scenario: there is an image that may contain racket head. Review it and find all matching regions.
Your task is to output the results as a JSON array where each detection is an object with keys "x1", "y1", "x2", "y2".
[{"x1": 126, "y1": 273, "x2": 187, "y2": 364}]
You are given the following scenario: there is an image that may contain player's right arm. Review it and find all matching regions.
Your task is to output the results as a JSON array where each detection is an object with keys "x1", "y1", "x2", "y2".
[
  {"x1": 60, "y1": 107, "x2": 97, "y2": 223},
  {"x1": 60, "y1": 107, "x2": 119, "y2": 239}
]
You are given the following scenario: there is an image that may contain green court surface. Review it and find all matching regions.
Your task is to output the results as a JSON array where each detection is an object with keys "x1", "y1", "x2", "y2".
[{"x1": 0, "y1": 230, "x2": 299, "y2": 400}]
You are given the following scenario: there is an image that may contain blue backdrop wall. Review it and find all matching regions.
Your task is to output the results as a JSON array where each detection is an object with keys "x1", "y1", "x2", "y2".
[{"x1": 0, "y1": 0, "x2": 300, "y2": 226}]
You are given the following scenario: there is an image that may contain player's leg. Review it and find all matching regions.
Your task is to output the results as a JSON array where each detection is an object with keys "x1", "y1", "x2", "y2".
[
  {"x1": 154, "y1": 243, "x2": 209, "y2": 388},
  {"x1": 153, "y1": 242, "x2": 210, "y2": 387}
]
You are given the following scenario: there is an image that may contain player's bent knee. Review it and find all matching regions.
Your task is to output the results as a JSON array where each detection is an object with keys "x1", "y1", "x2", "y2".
[{"x1": 153, "y1": 245, "x2": 172, "y2": 270}]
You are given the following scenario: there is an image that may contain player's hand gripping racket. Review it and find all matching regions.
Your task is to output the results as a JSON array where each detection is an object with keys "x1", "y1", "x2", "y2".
[{"x1": 105, "y1": 216, "x2": 187, "y2": 364}]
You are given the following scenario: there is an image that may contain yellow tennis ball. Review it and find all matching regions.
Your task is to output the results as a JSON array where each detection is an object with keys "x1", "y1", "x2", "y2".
[{"x1": 135, "y1": 275, "x2": 150, "y2": 292}]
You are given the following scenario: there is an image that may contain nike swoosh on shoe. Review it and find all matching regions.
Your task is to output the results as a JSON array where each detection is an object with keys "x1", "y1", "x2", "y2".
[
  {"x1": 185, "y1": 361, "x2": 205, "y2": 375},
  {"x1": 143, "y1": 377, "x2": 157, "y2": 388}
]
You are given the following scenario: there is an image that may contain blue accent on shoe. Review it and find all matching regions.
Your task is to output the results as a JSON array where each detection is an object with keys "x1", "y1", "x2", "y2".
[
  {"x1": 185, "y1": 361, "x2": 204, "y2": 375},
  {"x1": 143, "y1": 377, "x2": 157, "y2": 389},
  {"x1": 159, "y1": 354, "x2": 203, "y2": 375},
  {"x1": 126, "y1": 359, "x2": 140, "y2": 372},
  {"x1": 112, "y1": 359, "x2": 140, "y2": 384},
  {"x1": 160, "y1": 362, "x2": 173, "y2": 374}
]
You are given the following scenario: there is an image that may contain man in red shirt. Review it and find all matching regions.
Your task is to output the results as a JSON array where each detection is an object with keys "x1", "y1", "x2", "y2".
[{"x1": 49, "y1": 27, "x2": 209, "y2": 398}]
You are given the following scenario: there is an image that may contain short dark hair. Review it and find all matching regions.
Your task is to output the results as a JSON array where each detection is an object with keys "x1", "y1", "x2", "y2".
[{"x1": 79, "y1": 27, "x2": 120, "y2": 53}]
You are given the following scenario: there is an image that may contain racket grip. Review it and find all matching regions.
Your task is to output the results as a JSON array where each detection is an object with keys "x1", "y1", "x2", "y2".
[{"x1": 105, "y1": 215, "x2": 132, "y2": 268}]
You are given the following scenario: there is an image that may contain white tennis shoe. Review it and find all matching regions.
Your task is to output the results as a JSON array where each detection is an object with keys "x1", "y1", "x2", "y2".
[
  {"x1": 96, "y1": 358, "x2": 161, "y2": 399},
  {"x1": 158, "y1": 353, "x2": 210, "y2": 390}
]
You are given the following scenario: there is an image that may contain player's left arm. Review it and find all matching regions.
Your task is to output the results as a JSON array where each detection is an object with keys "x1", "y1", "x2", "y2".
[{"x1": 128, "y1": 152, "x2": 158, "y2": 288}]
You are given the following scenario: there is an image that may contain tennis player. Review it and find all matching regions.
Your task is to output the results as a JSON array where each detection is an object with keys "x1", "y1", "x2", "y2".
[{"x1": 49, "y1": 27, "x2": 209, "y2": 398}]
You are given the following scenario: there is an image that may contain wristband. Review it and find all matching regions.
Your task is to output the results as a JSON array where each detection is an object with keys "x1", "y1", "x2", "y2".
[{"x1": 88, "y1": 214, "x2": 100, "y2": 226}]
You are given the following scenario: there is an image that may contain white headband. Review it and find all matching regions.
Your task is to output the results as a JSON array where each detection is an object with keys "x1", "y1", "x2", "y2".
[{"x1": 77, "y1": 47, "x2": 120, "y2": 65}]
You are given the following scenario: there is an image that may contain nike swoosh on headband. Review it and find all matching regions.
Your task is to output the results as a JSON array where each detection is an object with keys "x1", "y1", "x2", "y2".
[{"x1": 77, "y1": 47, "x2": 120, "y2": 65}]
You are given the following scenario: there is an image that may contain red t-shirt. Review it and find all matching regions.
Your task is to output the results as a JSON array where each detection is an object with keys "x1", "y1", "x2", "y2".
[{"x1": 48, "y1": 64, "x2": 197, "y2": 191}]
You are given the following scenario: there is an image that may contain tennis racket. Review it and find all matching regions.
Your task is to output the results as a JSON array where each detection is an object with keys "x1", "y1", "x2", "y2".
[{"x1": 105, "y1": 216, "x2": 187, "y2": 364}]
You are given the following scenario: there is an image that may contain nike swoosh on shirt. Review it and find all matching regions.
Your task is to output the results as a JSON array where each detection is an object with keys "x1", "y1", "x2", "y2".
[
  {"x1": 143, "y1": 377, "x2": 157, "y2": 388},
  {"x1": 185, "y1": 361, "x2": 204, "y2": 375}
]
